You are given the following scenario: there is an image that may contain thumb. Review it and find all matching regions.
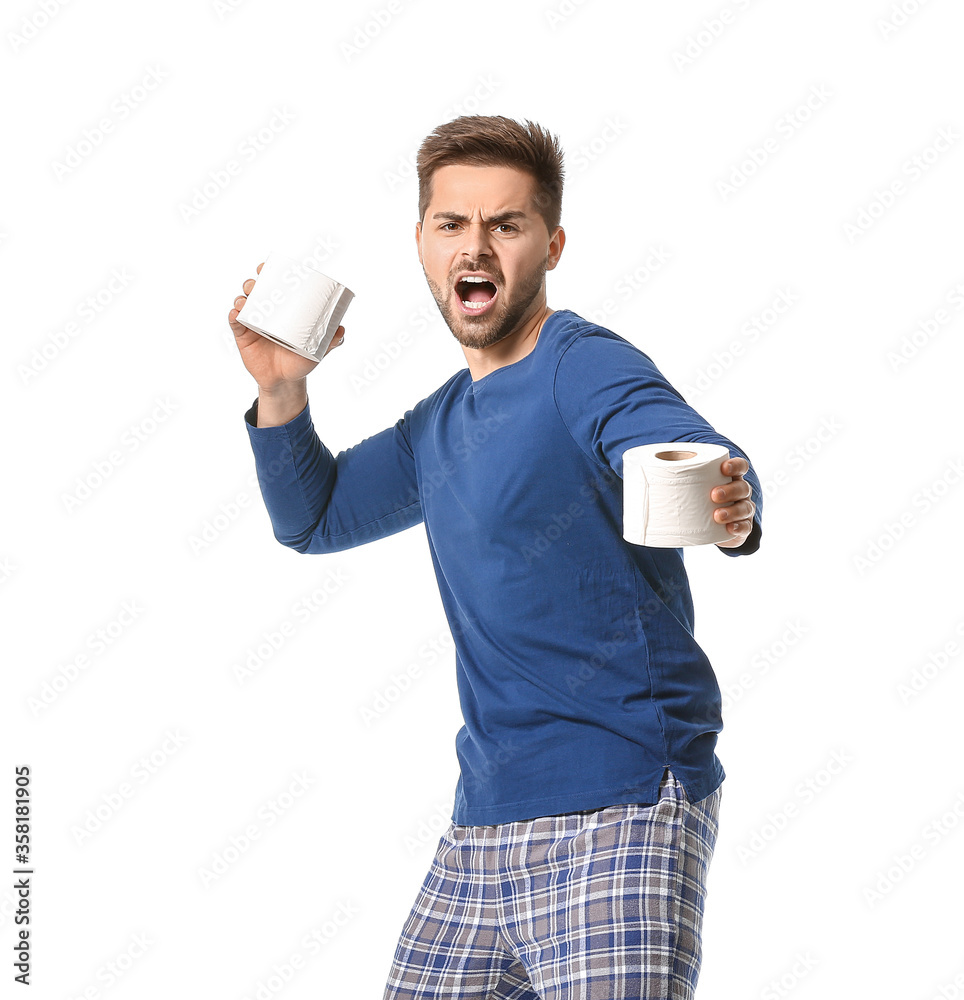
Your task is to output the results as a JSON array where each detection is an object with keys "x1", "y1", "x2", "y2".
[{"x1": 323, "y1": 326, "x2": 346, "y2": 357}]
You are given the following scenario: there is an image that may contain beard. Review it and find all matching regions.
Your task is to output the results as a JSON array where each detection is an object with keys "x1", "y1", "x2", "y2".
[{"x1": 423, "y1": 257, "x2": 548, "y2": 350}]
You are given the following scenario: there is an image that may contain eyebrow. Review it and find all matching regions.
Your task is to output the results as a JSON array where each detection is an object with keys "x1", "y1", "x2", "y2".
[{"x1": 431, "y1": 210, "x2": 529, "y2": 224}]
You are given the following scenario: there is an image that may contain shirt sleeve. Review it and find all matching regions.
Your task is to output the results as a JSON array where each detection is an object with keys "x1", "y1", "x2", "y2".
[
  {"x1": 243, "y1": 396, "x2": 423, "y2": 554},
  {"x1": 552, "y1": 330, "x2": 763, "y2": 556}
]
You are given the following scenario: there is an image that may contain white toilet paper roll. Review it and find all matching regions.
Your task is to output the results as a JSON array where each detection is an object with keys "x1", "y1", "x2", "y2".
[
  {"x1": 236, "y1": 251, "x2": 355, "y2": 362},
  {"x1": 622, "y1": 442, "x2": 732, "y2": 547}
]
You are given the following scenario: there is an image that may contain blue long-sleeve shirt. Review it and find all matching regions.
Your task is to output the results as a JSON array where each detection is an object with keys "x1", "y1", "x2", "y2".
[{"x1": 244, "y1": 308, "x2": 762, "y2": 825}]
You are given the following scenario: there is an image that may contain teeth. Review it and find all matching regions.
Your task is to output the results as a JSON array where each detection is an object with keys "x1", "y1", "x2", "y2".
[
  {"x1": 461, "y1": 276, "x2": 490, "y2": 283},
  {"x1": 461, "y1": 299, "x2": 490, "y2": 310}
]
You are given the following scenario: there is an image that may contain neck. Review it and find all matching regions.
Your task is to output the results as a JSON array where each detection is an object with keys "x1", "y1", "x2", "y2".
[{"x1": 462, "y1": 302, "x2": 556, "y2": 381}]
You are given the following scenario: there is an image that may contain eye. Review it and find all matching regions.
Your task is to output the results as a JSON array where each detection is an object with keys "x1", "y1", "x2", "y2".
[
  {"x1": 496, "y1": 224, "x2": 517, "y2": 233},
  {"x1": 440, "y1": 223, "x2": 459, "y2": 231}
]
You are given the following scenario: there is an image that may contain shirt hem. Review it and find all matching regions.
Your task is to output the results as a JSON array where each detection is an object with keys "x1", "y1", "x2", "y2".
[{"x1": 452, "y1": 761, "x2": 725, "y2": 827}]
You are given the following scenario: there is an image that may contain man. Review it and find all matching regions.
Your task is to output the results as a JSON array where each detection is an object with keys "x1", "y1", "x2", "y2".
[{"x1": 228, "y1": 115, "x2": 761, "y2": 1000}]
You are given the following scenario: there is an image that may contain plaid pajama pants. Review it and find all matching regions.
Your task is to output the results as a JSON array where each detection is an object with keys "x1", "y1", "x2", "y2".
[{"x1": 383, "y1": 767, "x2": 721, "y2": 1000}]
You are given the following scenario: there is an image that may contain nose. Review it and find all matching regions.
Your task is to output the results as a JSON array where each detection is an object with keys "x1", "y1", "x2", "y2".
[{"x1": 460, "y1": 221, "x2": 494, "y2": 262}]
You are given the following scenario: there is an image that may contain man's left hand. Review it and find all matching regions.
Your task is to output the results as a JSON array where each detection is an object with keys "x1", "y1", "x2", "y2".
[{"x1": 712, "y1": 457, "x2": 756, "y2": 549}]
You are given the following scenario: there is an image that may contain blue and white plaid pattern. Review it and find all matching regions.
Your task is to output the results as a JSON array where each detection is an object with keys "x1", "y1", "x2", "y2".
[{"x1": 383, "y1": 768, "x2": 721, "y2": 999}]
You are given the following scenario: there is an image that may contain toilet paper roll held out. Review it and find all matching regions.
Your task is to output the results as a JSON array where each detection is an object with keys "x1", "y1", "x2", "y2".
[
  {"x1": 622, "y1": 442, "x2": 733, "y2": 547},
  {"x1": 236, "y1": 251, "x2": 355, "y2": 362}
]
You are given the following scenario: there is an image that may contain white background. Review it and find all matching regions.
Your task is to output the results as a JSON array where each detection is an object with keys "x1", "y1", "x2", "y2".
[{"x1": 4, "y1": 0, "x2": 963, "y2": 997}]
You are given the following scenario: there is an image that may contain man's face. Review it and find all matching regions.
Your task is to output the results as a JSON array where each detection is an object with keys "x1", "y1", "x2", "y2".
[{"x1": 415, "y1": 163, "x2": 563, "y2": 350}]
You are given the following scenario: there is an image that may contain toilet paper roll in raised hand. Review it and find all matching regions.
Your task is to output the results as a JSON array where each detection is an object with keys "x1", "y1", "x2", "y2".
[
  {"x1": 622, "y1": 442, "x2": 732, "y2": 547},
  {"x1": 236, "y1": 251, "x2": 355, "y2": 362}
]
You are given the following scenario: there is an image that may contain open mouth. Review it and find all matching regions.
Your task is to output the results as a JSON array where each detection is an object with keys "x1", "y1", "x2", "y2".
[{"x1": 454, "y1": 276, "x2": 499, "y2": 316}]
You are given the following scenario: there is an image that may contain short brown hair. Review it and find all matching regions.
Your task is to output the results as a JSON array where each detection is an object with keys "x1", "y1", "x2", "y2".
[{"x1": 416, "y1": 115, "x2": 565, "y2": 235}]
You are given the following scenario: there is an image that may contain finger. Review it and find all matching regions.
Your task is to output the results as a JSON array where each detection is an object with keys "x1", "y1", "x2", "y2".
[
  {"x1": 717, "y1": 518, "x2": 752, "y2": 546},
  {"x1": 242, "y1": 263, "x2": 264, "y2": 294},
  {"x1": 228, "y1": 293, "x2": 256, "y2": 337},
  {"x1": 712, "y1": 478, "x2": 751, "y2": 504},
  {"x1": 322, "y1": 326, "x2": 346, "y2": 357},
  {"x1": 714, "y1": 499, "x2": 755, "y2": 523},
  {"x1": 228, "y1": 295, "x2": 246, "y2": 323},
  {"x1": 228, "y1": 311, "x2": 251, "y2": 336},
  {"x1": 721, "y1": 457, "x2": 749, "y2": 478},
  {"x1": 721, "y1": 526, "x2": 749, "y2": 543}
]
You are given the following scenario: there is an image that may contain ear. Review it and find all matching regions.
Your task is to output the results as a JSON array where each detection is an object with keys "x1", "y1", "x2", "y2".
[
  {"x1": 415, "y1": 220, "x2": 423, "y2": 266},
  {"x1": 546, "y1": 226, "x2": 565, "y2": 271}
]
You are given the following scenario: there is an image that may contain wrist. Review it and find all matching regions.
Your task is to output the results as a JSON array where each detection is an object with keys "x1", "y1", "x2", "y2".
[{"x1": 257, "y1": 380, "x2": 307, "y2": 427}]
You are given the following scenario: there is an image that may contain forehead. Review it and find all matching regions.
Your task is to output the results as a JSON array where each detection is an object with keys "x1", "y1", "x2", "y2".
[{"x1": 427, "y1": 163, "x2": 537, "y2": 214}]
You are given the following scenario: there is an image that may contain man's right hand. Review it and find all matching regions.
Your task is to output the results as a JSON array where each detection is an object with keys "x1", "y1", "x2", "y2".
[{"x1": 228, "y1": 261, "x2": 346, "y2": 426}]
